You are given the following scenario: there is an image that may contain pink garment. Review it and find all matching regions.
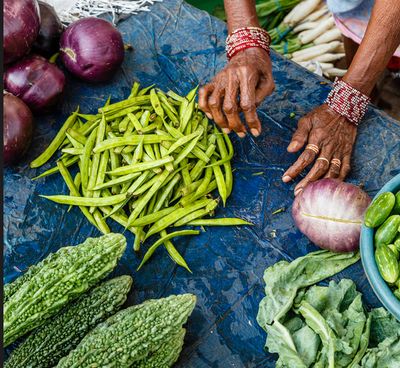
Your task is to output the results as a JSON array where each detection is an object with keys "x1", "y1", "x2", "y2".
[{"x1": 333, "y1": 15, "x2": 400, "y2": 57}]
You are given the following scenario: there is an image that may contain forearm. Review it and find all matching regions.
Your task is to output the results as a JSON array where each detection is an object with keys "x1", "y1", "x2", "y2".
[
  {"x1": 224, "y1": 0, "x2": 260, "y2": 32},
  {"x1": 343, "y1": 0, "x2": 400, "y2": 95}
]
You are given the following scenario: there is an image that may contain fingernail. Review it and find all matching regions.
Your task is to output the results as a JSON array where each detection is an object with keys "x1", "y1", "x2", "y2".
[
  {"x1": 222, "y1": 128, "x2": 231, "y2": 134},
  {"x1": 294, "y1": 188, "x2": 303, "y2": 196},
  {"x1": 205, "y1": 113, "x2": 212, "y2": 119},
  {"x1": 250, "y1": 129, "x2": 260, "y2": 137},
  {"x1": 237, "y1": 132, "x2": 246, "y2": 138},
  {"x1": 287, "y1": 142, "x2": 296, "y2": 151},
  {"x1": 282, "y1": 175, "x2": 292, "y2": 183}
]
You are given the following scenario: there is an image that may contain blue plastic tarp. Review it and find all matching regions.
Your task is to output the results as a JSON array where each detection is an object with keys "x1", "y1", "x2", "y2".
[{"x1": 4, "y1": 0, "x2": 400, "y2": 366}]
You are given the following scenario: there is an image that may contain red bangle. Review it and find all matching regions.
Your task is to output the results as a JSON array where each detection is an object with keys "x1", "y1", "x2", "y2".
[
  {"x1": 226, "y1": 27, "x2": 271, "y2": 60},
  {"x1": 325, "y1": 78, "x2": 370, "y2": 125}
]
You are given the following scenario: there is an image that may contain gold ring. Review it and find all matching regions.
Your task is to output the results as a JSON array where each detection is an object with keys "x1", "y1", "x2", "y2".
[
  {"x1": 331, "y1": 158, "x2": 341, "y2": 167},
  {"x1": 317, "y1": 157, "x2": 330, "y2": 165},
  {"x1": 305, "y1": 144, "x2": 319, "y2": 154}
]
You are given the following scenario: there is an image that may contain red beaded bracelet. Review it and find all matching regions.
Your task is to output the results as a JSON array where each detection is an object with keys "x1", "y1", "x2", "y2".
[
  {"x1": 226, "y1": 27, "x2": 271, "y2": 60},
  {"x1": 325, "y1": 78, "x2": 370, "y2": 125}
]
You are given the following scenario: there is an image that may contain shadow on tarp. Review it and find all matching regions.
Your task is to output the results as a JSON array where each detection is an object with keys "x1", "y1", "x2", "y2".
[{"x1": 3, "y1": 0, "x2": 400, "y2": 366}]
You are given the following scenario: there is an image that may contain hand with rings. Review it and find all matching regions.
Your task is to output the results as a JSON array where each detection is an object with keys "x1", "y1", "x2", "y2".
[{"x1": 282, "y1": 104, "x2": 358, "y2": 196}]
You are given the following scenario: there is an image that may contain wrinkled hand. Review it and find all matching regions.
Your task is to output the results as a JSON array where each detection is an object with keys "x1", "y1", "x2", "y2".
[
  {"x1": 198, "y1": 47, "x2": 274, "y2": 137},
  {"x1": 282, "y1": 104, "x2": 357, "y2": 195}
]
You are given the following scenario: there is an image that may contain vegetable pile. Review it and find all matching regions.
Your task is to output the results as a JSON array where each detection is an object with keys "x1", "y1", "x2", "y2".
[
  {"x1": 4, "y1": 234, "x2": 197, "y2": 367},
  {"x1": 292, "y1": 179, "x2": 371, "y2": 252},
  {"x1": 365, "y1": 190, "x2": 400, "y2": 299},
  {"x1": 31, "y1": 83, "x2": 251, "y2": 271},
  {"x1": 257, "y1": 250, "x2": 400, "y2": 368}
]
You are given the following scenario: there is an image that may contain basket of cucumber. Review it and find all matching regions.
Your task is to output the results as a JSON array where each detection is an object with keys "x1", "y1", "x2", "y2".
[{"x1": 361, "y1": 173, "x2": 400, "y2": 321}]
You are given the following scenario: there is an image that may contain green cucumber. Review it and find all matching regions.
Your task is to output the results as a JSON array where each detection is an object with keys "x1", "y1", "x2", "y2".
[
  {"x1": 393, "y1": 191, "x2": 400, "y2": 214},
  {"x1": 365, "y1": 192, "x2": 395, "y2": 228},
  {"x1": 374, "y1": 215, "x2": 400, "y2": 246},
  {"x1": 375, "y1": 245, "x2": 399, "y2": 284},
  {"x1": 388, "y1": 244, "x2": 399, "y2": 259},
  {"x1": 394, "y1": 234, "x2": 400, "y2": 252}
]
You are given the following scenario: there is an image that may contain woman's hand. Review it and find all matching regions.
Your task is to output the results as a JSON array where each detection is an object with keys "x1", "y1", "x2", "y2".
[
  {"x1": 198, "y1": 47, "x2": 274, "y2": 137},
  {"x1": 282, "y1": 104, "x2": 358, "y2": 195}
]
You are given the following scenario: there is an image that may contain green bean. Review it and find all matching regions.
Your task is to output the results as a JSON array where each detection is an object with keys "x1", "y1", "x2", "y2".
[
  {"x1": 186, "y1": 218, "x2": 252, "y2": 226},
  {"x1": 157, "y1": 91, "x2": 178, "y2": 113},
  {"x1": 118, "y1": 116, "x2": 130, "y2": 132},
  {"x1": 194, "y1": 166, "x2": 212, "y2": 197},
  {"x1": 99, "y1": 95, "x2": 150, "y2": 114},
  {"x1": 104, "y1": 171, "x2": 151, "y2": 219},
  {"x1": 127, "y1": 112, "x2": 143, "y2": 132},
  {"x1": 93, "y1": 135, "x2": 175, "y2": 153},
  {"x1": 99, "y1": 203, "x2": 136, "y2": 235},
  {"x1": 139, "y1": 121, "x2": 158, "y2": 133},
  {"x1": 81, "y1": 127, "x2": 98, "y2": 191},
  {"x1": 163, "y1": 234, "x2": 192, "y2": 272},
  {"x1": 174, "y1": 199, "x2": 219, "y2": 227},
  {"x1": 137, "y1": 84, "x2": 155, "y2": 97},
  {"x1": 144, "y1": 143, "x2": 156, "y2": 160},
  {"x1": 109, "y1": 148, "x2": 121, "y2": 194},
  {"x1": 90, "y1": 149, "x2": 110, "y2": 212},
  {"x1": 181, "y1": 180, "x2": 202, "y2": 197},
  {"x1": 215, "y1": 130, "x2": 233, "y2": 198},
  {"x1": 180, "y1": 98, "x2": 195, "y2": 133},
  {"x1": 87, "y1": 114, "x2": 106, "y2": 191},
  {"x1": 131, "y1": 136, "x2": 144, "y2": 163},
  {"x1": 174, "y1": 133, "x2": 202, "y2": 166},
  {"x1": 153, "y1": 143, "x2": 161, "y2": 160},
  {"x1": 137, "y1": 229, "x2": 199, "y2": 270},
  {"x1": 68, "y1": 172, "x2": 82, "y2": 212},
  {"x1": 105, "y1": 106, "x2": 141, "y2": 121},
  {"x1": 134, "y1": 227, "x2": 144, "y2": 252},
  {"x1": 212, "y1": 158, "x2": 227, "y2": 206},
  {"x1": 107, "y1": 156, "x2": 174, "y2": 176},
  {"x1": 67, "y1": 128, "x2": 87, "y2": 145},
  {"x1": 129, "y1": 206, "x2": 178, "y2": 227},
  {"x1": 167, "y1": 90, "x2": 186, "y2": 103},
  {"x1": 31, "y1": 107, "x2": 79, "y2": 168},
  {"x1": 61, "y1": 147, "x2": 84, "y2": 155},
  {"x1": 180, "y1": 179, "x2": 217, "y2": 207},
  {"x1": 147, "y1": 191, "x2": 158, "y2": 214},
  {"x1": 186, "y1": 86, "x2": 198, "y2": 102},
  {"x1": 129, "y1": 81, "x2": 141, "y2": 98},
  {"x1": 126, "y1": 170, "x2": 170, "y2": 227},
  {"x1": 152, "y1": 176, "x2": 181, "y2": 213},
  {"x1": 77, "y1": 117, "x2": 101, "y2": 136},
  {"x1": 140, "y1": 110, "x2": 150, "y2": 127},
  {"x1": 55, "y1": 161, "x2": 99, "y2": 230},
  {"x1": 41, "y1": 192, "x2": 126, "y2": 206},
  {"x1": 190, "y1": 144, "x2": 216, "y2": 181},
  {"x1": 92, "y1": 172, "x2": 141, "y2": 190},
  {"x1": 181, "y1": 164, "x2": 192, "y2": 187},
  {"x1": 150, "y1": 88, "x2": 164, "y2": 118},
  {"x1": 167, "y1": 128, "x2": 202, "y2": 155},
  {"x1": 32, "y1": 156, "x2": 80, "y2": 180},
  {"x1": 93, "y1": 210, "x2": 110, "y2": 234},
  {"x1": 78, "y1": 113, "x2": 99, "y2": 121},
  {"x1": 145, "y1": 197, "x2": 213, "y2": 239}
]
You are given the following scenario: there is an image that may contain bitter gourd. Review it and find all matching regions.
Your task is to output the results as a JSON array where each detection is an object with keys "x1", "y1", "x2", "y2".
[
  {"x1": 4, "y1": 233, "x2": 127, "y2": 347},
  {"x1": 5, "y1": 275, "x2": 133, "y2": 368},
  {"x1": 134, "y1": 328, "x2": 186, "y2": 368},
  {"x1": 57, "y1": 293, "x2": 196, "y2": 367}
]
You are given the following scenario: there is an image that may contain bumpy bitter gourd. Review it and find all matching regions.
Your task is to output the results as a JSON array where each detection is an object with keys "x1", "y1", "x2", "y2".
[
  {"x1": 5, "y1": 275, "x2": 133, "y2": 368},
  {"x1": 134, "y1": 328, "x2": 186, "y2": 367},
  {"x1": 4, "y1": 233, "x2": 127, "y2": 346},
  {"x1": 57, "y1": 293, "x2": 196, "y2": 367}
]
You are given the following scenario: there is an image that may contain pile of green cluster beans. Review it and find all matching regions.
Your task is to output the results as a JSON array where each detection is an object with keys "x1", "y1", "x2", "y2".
[
  {"x1": 365, "y1": 190, "x2": 400, "y2": 298},
  {"x1": 31, "y1": 83, "x2": 251, "y2": 271}
]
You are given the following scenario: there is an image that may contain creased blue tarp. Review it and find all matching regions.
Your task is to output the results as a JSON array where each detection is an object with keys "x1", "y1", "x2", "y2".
[{"x1": 3, "y1": 0, "x2": 400, "y2": 366}]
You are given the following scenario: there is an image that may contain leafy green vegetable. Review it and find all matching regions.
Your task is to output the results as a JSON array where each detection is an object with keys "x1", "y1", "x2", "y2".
[
  {"x1": 257, "y1": 250, "x2": 400, "y2": 368},
  {"x1": 257, "y1": 250, "x2": 360, "y2": 327}
]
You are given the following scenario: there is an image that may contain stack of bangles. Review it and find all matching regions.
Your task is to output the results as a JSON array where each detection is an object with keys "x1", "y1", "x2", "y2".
[{"x1": 225, "y1": 27, "x2": 271, "y2": 60}]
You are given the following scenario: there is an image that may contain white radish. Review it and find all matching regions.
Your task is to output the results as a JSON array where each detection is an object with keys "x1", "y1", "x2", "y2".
[
  {"x1": 291, "y1": 41, "x2": 342, "y2": 61},
  {"x1": 314, "y1": 28, "x2": 342, "y2": 44},
  {"x1": 298, "y1": 17, "x2": 335, "y2": 44},
  {"x1": 298, "y1": 61, "x2": 334, "y2": 70},
  {"x1": 314, "y1": 53, "x2": 345, "y2": 62},
  {"x1": 293, "y1": 21, "x2": 318, "y2": 34},
  {"x1": 283, "y1": 0, "x2": 321, "y2": 26},
  {"x1": 302, "y1": 5, "x2": 329, "y2": 23},
  {"x1": 323, "y1": 67, "x2": 347, "y2": 77}
]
